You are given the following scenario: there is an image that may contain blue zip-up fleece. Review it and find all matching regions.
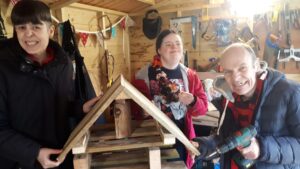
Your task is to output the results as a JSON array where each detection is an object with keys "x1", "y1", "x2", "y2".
[{"x1": 194, "y1": 69, "x2": 300, "y2": 169}]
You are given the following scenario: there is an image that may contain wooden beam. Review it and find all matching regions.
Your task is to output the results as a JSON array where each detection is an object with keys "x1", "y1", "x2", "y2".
[
  {"x1": 73, "y1": 154, "x2": 91, "y2": 169},
  {"x1": 149, "y1": 147, "x2": 161, "y2": 169},
  {"x1": 50, "y1": 0, "x2": 80, "y2": 10},
  {"x1": 130, "y1": 3, "x2": 221, "y2": 16},
  {"x1": 72, "y1": 132, "x2": 90, "y2": 154},
  {"x1": 138, "y1": 0, "x2": 155, "y2": 5},
  {"x1": 69, "y1": 3, "x2": 128, "y2": 16}
]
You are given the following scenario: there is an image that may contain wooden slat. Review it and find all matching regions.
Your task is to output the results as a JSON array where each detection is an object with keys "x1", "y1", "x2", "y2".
[
  {"x1": 70, "y1": 3, "x2": 128, "y2": 16},
  {"x1": 50, "y1": 0, "x2": 81, "y2": 9},
  {"x1": 73, "y1": 154, "x2": 91, "y2": 169},
  {"x1": 91, "y1": 148, "x2": 182, "y2": 168},
  {"x1": 122, "y1": 77, "x2": 200, "y2": 155},
  {"x1": 72, "y1": 132, "x2": 90, "y2": 154},
  {"x1": 155, "y1": 122, "x2": 176, "y2": 145},
  {"x1": 87, "y1": 135, "x2": 165, "y2": 153},
  {"x1": 149, "y1": 147, "x2": 161, "y2": 169},
  {"x1": 89, "y1": 124, "x2": 159, "y2": 141},
  {"x1": 138, "y1": 0, "x2": 155, "y2": 5},
  {"x1": 57, "y1": 76, "x2": 124, "y2": 162}
]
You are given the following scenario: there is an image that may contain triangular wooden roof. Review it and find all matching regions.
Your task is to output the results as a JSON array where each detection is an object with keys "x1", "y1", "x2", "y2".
[{"x1": 57, "y1": 75, "x2": 200, "y2": 162}]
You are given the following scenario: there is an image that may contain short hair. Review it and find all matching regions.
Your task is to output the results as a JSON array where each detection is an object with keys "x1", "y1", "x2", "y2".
[
  {"x1": 155, "y1": 29, "x2": 179, "y2": 56},
  {"x1": 221, "y1": 43, "x2": 256, "y2": 65},
  {"x1": 11, "y1": 0, "x2": 52, "y2": 26}
]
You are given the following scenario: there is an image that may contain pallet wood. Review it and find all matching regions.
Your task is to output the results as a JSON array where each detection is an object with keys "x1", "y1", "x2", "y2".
[
  {"x1": 114, "y1": 100, "x2": 132, "y2": 139},
  {"x1": 149, "y1": 147, "x2": 161, "y2": 169},
  {"x1": 58, "y1": 75, "x2": 199, "y2": 162},
  {"x1": 83, "y1": 148, "x2": 186, "y2": 169}
]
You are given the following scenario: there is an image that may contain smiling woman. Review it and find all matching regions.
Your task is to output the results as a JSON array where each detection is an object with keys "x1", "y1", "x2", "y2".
[{"x1": 132, "y1": 29, "x2": 208, "y2": 169}]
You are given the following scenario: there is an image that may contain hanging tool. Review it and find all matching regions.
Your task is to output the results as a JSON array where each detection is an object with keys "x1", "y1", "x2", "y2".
[
  {"x1": 170, "y1": 16, "x2": 198, "y2": 49},
  {"x1": 207, "y1": 125, "x2": 257, "y2": 168}
]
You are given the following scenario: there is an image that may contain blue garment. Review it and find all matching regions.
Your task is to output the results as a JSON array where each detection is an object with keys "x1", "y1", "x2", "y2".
[{"x1": 194, "y1": 69, "x2": 300, "y2": 169}]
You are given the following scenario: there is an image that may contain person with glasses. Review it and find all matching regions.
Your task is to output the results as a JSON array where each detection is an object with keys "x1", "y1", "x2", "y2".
[{"x1": 132, "y1": 29, "x2": 208, "y2": 169}]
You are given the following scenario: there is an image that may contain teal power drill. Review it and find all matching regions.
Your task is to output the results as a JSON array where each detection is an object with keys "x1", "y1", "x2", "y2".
[{"x1": 207, "y1": 125, "x2": 257, "y2": 168}]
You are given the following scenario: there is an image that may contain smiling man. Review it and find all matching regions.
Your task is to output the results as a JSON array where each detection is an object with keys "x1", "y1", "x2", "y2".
[{"x1": 192, "y1": 43, "x2": 300, "y2": 169}]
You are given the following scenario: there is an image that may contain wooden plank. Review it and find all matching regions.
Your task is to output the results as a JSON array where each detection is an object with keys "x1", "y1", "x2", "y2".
[
  {"x1": 149, "y1": 147, "x2": 161, "y2": 169},
  {"x1": 114, "y1": 100, "x2": 132, "y2": 139},
  {"x1": 87, "y1": 135, "x2": 165, "y2": 153},
  {"x1": 155, "y1": 122, "x2": 176, "y2": 145},
  {"x1": 72, "y1": 132, "x2": 90, "y2": 154},
  {"x1": 286, "y1": 74, "x2": 300, "y2": 83},
  {"x1": 90, "y1": 125, "x2": 159, "y2": 141},
  {"x1": 50, "y1": 0, "x2": 80, "y2": 10},
  {"x1": 137, "y1": 0, "x2": 155, "y2": 5},
  {"x1": 57, "y1": 76, "x2": 124, "y2": 162},
  {"x1": 91, "y1": 147, "x2": 181, "y2": 168},
  {"x1": 70, "y1": 3, "x2": 127, "y2": 16},
  {"x1": 115, "y1": 91, "x2": 130, "y2": 100},
  {"x1": 121, "y1": 77, "x2": 200, "y2": 155},
  {"x1": 73, "y1": 153, "x2": 91, "y2": 169}
]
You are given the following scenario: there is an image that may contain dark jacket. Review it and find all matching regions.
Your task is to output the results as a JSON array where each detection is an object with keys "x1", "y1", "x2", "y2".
[
  {"x1": 195, "y1": 69, "x2": 300, "y2": 169},
  {"x1": 0, "y1": 38, "x2": 78, "y2": 169}
]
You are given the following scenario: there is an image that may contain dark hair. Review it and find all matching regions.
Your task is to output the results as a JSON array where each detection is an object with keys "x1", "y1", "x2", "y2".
[
  {"x1": 11, "y1": 0, "x2": 52, "y2": 26},
  {"x1": 155, "y1": 29, "x2": 178, "y2": 56}
]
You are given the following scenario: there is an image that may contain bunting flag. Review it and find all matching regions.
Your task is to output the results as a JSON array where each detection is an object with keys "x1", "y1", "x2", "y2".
[
  {"x1": 120, "y1": 18, "x2": 126, "y2": 30},
  {"x1": 10, "y1": 0, "x2": 20, "y2": 5},
  {"x1": 111, "y1": 27, "x2": 116, "y2": 38},
  {"x1": 79, "y1": 32, "x2": 89, "y2": 47}
]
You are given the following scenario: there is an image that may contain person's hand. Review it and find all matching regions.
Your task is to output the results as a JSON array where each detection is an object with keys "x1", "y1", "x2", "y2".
[
  {"x1": 83, "y1": 93, "x2": 103, "y2": 113},
  {"x1": 237, "y1": 137, "x2": 260, "y2": 160},
  {"x1": 37, "y1": 148, "x2": 62, "y2": 169},
  {"x1": 189, "y1": 141, "x2": 200, "y2": 157},
  {"x1": 178, "y1": 91, "x2": 194, "y2": 105}
]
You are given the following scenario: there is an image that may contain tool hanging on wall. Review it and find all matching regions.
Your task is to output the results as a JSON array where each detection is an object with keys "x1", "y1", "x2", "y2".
[
  {"x1": 143, "y1": 9, "x2": 162, "y2": 39},
  {"x1": 101, "y1": 49, "x2": 115, "y2": 87},
  {"x1": 98, "y1": 15, "x2": 112, "y2": 40},
  {"x1": 170, "y1": 16, "x2": 198, "y2": 49},
  {"x1": 0, "y1": 8, "x2": 7, "y2": 40},
  {"x1": 277, "y1": 45, "x2": 300, "y2": 69}
]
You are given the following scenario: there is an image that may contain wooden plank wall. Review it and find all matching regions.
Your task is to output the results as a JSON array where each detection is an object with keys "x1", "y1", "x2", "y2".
[
  {"x1": 129, "y1": 1, "x2": 300, "y2": 76},
  {"x1": 58, "y1": 7, "x2": 131, "y2": 94},
  {"x1": 129, "y1": 7, "x2": 251, "y2": 75}
]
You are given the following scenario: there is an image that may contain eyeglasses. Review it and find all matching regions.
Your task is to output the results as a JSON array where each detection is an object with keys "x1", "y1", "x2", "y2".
[{"x1": 162, "y1": 41, "x2": 182, "y2": 48}]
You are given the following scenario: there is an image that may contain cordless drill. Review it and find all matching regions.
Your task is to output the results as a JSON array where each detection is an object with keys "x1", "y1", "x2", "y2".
[{"x1": 207, "y1": 125, "x2": 257, "y2": 168}]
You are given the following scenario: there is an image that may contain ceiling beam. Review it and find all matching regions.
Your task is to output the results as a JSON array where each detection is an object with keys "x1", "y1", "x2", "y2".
[
  {"x1": 130, "y1": 3, "x2": 222, "y2": 16},
  {"x1": 50, "y1": 0, "x2": 81, "y2": 10},
  {"x1": 69, "y1": 3, "x2": 128, "y2": 16},
  {"x1": 137, "y1": 0, "x2": 155, "y2": 6}
]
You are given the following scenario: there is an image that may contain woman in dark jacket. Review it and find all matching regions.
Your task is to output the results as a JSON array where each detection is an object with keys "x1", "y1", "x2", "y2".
[{"x1": 0, "y1": 1, "x2": 99, "y2": 169}]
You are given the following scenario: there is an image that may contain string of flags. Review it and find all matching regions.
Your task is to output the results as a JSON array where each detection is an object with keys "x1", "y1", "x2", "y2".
[
  {"x1": 9, "y1": 0, "x2": 135, "y2": 48},
  {"x1": 59, "y1": 15, "x2": 135, "y2": 47}
]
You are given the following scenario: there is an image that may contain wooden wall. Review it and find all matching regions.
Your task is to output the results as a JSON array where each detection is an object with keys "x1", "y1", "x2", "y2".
[
  {"x1": 1, "y1": 1, "x2": 131, "y2": 95},
  {"x1": 56, "y1": 6, "x2": 131, "y2": 94},
  {"x1": 129, "y1": 0, "x2": 300, "y2": 76}
]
